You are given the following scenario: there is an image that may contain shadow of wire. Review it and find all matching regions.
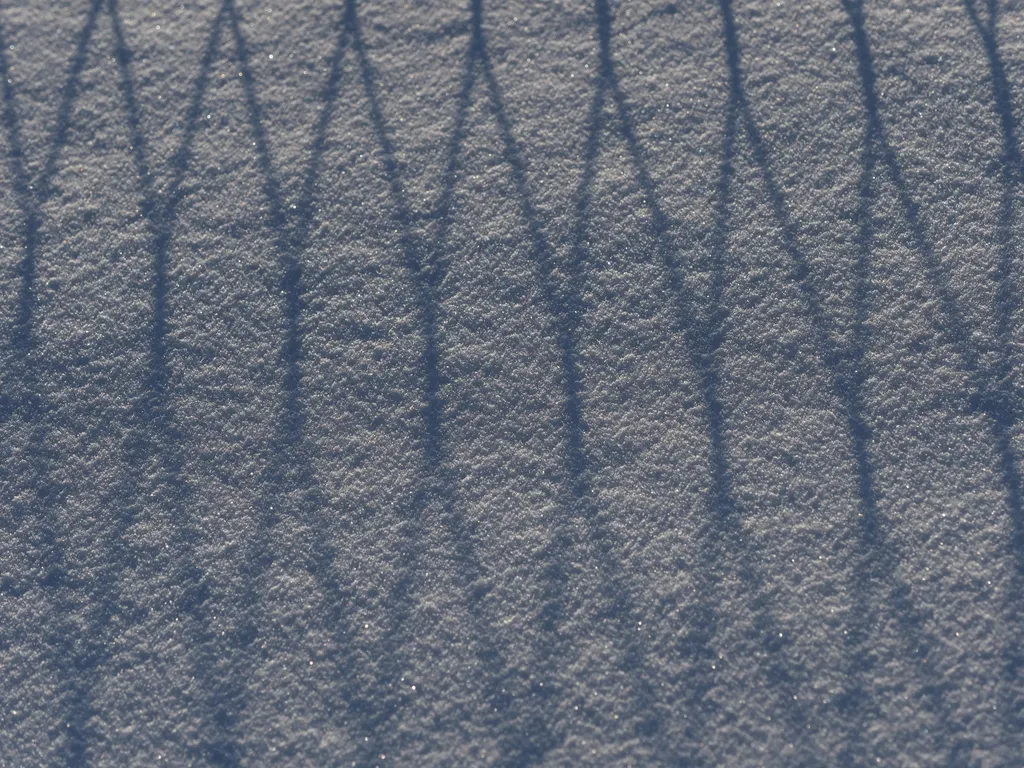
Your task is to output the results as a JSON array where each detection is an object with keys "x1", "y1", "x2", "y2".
[
  {"x1": 108, "y1": 0, "x2": 238, "y2": 763},
  {"x1": 716, "y1": 0, "x2": 981, "y2": 759},
  {"x1": 184, "y1": 2, "x2": 408, "y2": 762}
]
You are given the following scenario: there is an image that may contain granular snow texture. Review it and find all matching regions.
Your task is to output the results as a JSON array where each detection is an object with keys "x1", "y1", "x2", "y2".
[{"x1": 2, "y1": 0, "x2": 1024, "y2": 765}]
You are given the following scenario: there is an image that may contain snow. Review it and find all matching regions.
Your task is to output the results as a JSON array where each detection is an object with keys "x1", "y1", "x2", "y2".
[{"x1": 2, "y1": 0, "x2": 1024, "y2": 764}]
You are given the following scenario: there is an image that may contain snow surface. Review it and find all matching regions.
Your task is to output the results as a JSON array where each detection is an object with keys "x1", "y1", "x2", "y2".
[{"x1": 2, "y1": 0, "x2": 1024, "y2": 765}]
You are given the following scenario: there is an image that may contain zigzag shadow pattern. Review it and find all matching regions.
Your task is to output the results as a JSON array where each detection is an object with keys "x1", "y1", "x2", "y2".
[
  {"x1": 845, "y1": 0, "x2": 1024, "y2": 532},
  {"x1": 844, "y1": 0, "x2": 1024, "y2": 758},
  {"x1": 192, "y1": 2, "x2": 534, "y2": 764},
  {"x1": 718, "y1": 0, "x2": 972, "y2": 761},
  {"x1": 3, "y1": 0, "x2": 303, "y2": 763},
  {"x1": 107, "y1": 1, "x2": 241, "y2": 762},
  {"x1": 350, "y1": 1, "x2": 589, "y2": 762},
  {"x1": 1, "y1": 0, "x2": 1023, "y2": 764},
  {"x1": 119, "y1": 1, "x2": 362, "y2": 763},
  {"x1": 579, "y1": 1, "x2": 817, "y2": 759},
  {"x1": 111, "y1": 1, "x2": 458, "y2": 764},
  {"x1": 565, "y1": 1, "x2": 755, "y2": 761},
  {"x1": 0, "y1": 3, "x2": 220, "y2": 766}
]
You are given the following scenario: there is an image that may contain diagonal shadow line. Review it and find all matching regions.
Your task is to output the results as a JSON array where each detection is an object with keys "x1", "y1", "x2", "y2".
[
  {"x1": 963, "y1": 0, "x2": 1024, "y2": 561},
  {"x1": 19, "y1": 10, "x2": 154, "y2": 766},
  {"x1": 104, "y1": 2, "x2": 249, "y2": 764},
  {"x1": 474, "y1": 0, "x2": 581, "y2": 652},
  {"x1": 460, "y1": 0, "x2": 668, "y2": 761},
  {"x1": 845, "y1": 0, "x2": 1024, "y2": 717},
  {"x1": 576, "y1": 0, "x2": 813, "y2": 757},
  {"x1": 6, "y1": 0, "x2": 102, "y2": 402},
  {"x1": 3, "y1": 1, "x2": 211, "y2": 763},
  {"x1": 452, "y1": 0, "x2": 680, "y2": 759},
  {"x1": 845, "y1": 0, "x2": 1023, "y2": 530},
  {"x1": 721, "y1": 0, "x2": 967, "y2": 759},
  {"x1": 965, "y1": 0, "x2": 1024, "y2": 179},
  {"x1": 37, "y1": 0, "x2": 104, "y2": 201},
  {"x1": 116, "y1": 3, "x2": 359, "y2": 763},
  {"x1": 8, "y1": 2, "x2": 237, "y2": 758},
  {"x1": 16, "y1": 2, "x2": 240, "y2": 765},
  {"x1": 188, "y1": 4, "x2": 398, "y2": 763},
  {"x1": 829, "y1": 93, "x2": 886, "y2": 766},
  {"x1": 964, "y1": 0, "x2": 1024, "y2": 747},
  {"x1": 0, "y1": 3, "x2": 140, "y2": 766},
  {"x1": 568, "y1": 0, "x2": 668, "y2": 710},
  {"x1": 422, "y1": 1, "x2": 576, "y2": 760},
  {"x1": 722, "y1": 0, "x2": 969, "y2": 759},
  {"x1": 347, "y1": 3, "x2": 572, "y2": 764},
  {"x1": 346, "y1": 5, "x2": 448, "y2": 760},
  {"x1": 719, "y1": 0, "x2": 874, "y2": 516}
]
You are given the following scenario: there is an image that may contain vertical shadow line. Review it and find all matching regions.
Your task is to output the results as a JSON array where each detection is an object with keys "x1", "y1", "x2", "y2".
[
  {"x1": 195, "y1": 3, "x2": 400, "y2": 762},
  {"x1": 586, "y1": 0, "x2": 815, "y2": 757},
  {"x1": 476, "y1": 0, "x2": 674, "y2": 760},
  {"x1": 847, "y1": 0, "x2": 1022, "y2": 520},
  {"x1": 841, "y1": 8, "x2": 1018, "y2": 748},
  {"x1": 724, "y1": 0, "x2": 968, "y2": 759}
]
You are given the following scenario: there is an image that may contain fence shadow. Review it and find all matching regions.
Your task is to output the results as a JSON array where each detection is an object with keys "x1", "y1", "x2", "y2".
[
  {"x1": 963, "y1": 0, "x2": 1024, "y2": 564},
  {"x1": 4, "y1": 1, "x2": 274, "y2": 763},
  {"x1": 1, "y1": 0, "x2": 221, "y2": 763},
  {"x1": 58, "y1": 1, "x2": 243, "y2": 764},
  {"x1": 185, "y1": 2, "x2": 405, "y2": 763},
  {"x1": 110, "y1": 1, "x2": 382, "y2": 763},
  {"x1": 725, "y1": 0, "x2": 972, "y2": 760},
  {"x1": 847, "y1": 0, "x2": 1024, "y2": 531},
  {"x1": 4, "y1": 0, "x2": 1018, "y2": 763},
  {"x1": 718, "y1": 1, "x2": 878, "y2": 759}
]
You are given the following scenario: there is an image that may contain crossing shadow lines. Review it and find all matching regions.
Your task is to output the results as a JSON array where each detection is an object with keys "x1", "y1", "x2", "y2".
[
  {"x1": 723, "y1": 0, "x2": 968, "y2": 760},
  {"x1": 348, "y1": 2, "x2": 572, "y2": 763},
  {"x1": 0, "y1": 3, "x2": 163, "y2": 766},
  {"x1": 964, "y1": 0, "x2": 1024, "y2": 567},
  {"x1": 964, "y1": 0, "x2": 1024, "y2": 746},
  {"x1": 840, "y1": 0, "x2": 1024, "y2": 755},
  {"x1": 714, "y1": 5, "x2": 864, "y2": 750},
  {"x1": 346, "y1": 4, "x2": 469, "y2": 763},
  {"x1": 116, "y1": 1, "x2": 377, "y2": 762},
  {"x1": 469, "y1": 1, "x2": 583, "y2": 679},
  {"x1": 572, "y1": 0, "x2": 814, "y2": 758},
  {"x1": 48, "y1": 1, "x2": 257, "y2": 764},
  {"x1": 179, "y1": 3, "x2": 390, "y2": 763},
  {"x1": 473, "y1": 0, "x2": 733, "y2": 759},
  {"x1": 845, "y1": 0, "x2": 1024, "y2": 531},
  {"x1": 2, "y1": 1, "x2": 221, "y2": 764},
  {"x1": 115, "y1": 2, "x2": 251, "y2": 764},
  {"x1": 107, "y1": 2, "x2": 252, "y2": 762},
  {"x1": 718, "y1": 0, "x2": 968, "y2": 759},
  {"x1": 719, "y1": 0, "x2": 976, "y2": 760},
  {"x1": 845, "y1": 0, "x2": 1024, "y2": 699}
]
